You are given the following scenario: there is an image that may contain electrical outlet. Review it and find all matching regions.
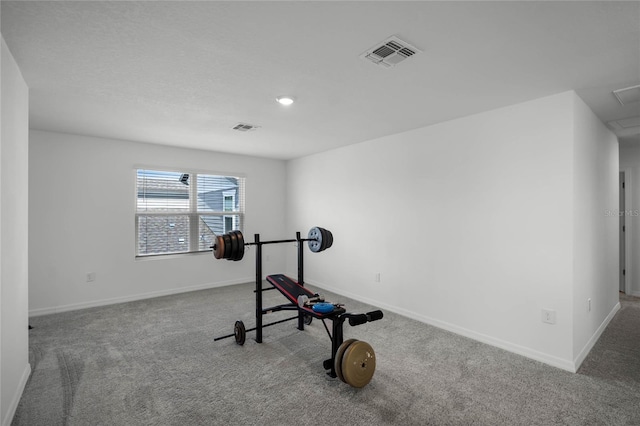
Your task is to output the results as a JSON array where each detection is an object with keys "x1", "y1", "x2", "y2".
[
  {"x1": 374, "y1": 273, "x2": 381, "y2": 282},
  {"x1": 86, "y1": 272, "x2": 96, "y2": 283},
  {"x1": 541, "y1": 309, "x2": 556, "y2": 324}
]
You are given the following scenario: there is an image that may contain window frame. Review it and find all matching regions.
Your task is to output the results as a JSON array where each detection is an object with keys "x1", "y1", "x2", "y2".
[{"x1": 135, "y1": 167, "x2": 245, "y2": 258}]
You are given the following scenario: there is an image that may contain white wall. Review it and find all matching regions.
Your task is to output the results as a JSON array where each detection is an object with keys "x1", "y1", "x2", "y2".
[
  {"x1": 571, "y1": 94, "x2": 620, "y2": 366},
  {"x1": 287, "y1": 92, "x2": 576, "y2": 369},
  {"x1": 286, "y1": 91, "x2": 619, "y2": 372},
  {"x1": 620, "y1": 143, "x2": 640, "y2": 297},
  {"x1": 29, "y1": 130, "x2": 287, "y2": 314},
  {"x1": 1, "y1": 37, "x2": 30, "y2": 426}
]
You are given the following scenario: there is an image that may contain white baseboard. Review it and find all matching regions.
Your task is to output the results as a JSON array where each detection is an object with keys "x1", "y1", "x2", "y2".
[
  {"x1": 2, "y1": 363, "x2": 31, "y2": 426},
  {"x1": 573, "y1": 302, "x2": 621, "y2": 370},
  {"x1": 29, "y1": 277, "x2": 252, "y2": 317},
  {"x1": 306, "y1": 278, "x2": 577, "y2": 373}
]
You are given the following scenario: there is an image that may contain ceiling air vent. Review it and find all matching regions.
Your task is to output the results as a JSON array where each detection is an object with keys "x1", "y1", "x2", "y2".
[
  {"x1": 232, "y1": 123, "x2": 260, "y2": 132},
  {"x1": 608, "y1": 116, "x2": 640, "y2": 130},
  {"x1": 613, "y1": 85, "x2": 640, "y2": 106},
  {"x1": 360, "y1": 35, "x2": 422, "y2": 68}
]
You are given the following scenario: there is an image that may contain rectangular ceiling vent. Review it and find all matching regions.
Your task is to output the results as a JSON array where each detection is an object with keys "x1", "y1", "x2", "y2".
[
  {"x1": 608, "y1": 116, "x2": 640, "y2": 130},
  {"x1": 360, "y1": 35, "x2": 422, "y2": 68},
  {"x1": 232, "y1": 123, "x2": 260, "y2": 132},
  {"x1": 613, "y1": 85, "x2": 640, "y2": 106}
]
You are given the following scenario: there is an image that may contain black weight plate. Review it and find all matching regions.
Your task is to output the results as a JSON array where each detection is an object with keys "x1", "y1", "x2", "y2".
[
  {"x1": 228, "y1": 231, "x2": 239, "y2": 261},
  {"x1": 234, "y1": 320, "x2": 246, "y2": 345},
  {"x1": 229, "y1": 231, "x2": 239, "y2": 260},
  {"x1": 233, "y1": 230, "x2": 245, "y2": 261},
  {"x1": 308, "y1": 227, "x2": 323, "y2": 253},
  {"x1": 222, "y1": 234, "x2": 232, "y2": 259},
  {"x1": 325, "y1": 229, "x2": 333, "y2": 249},
  {"x1": 303, "y1": 314, "x2": 313, "y2": 325},
  {"x1": 319, "y1": 227, "x2": 329, "y2": 252},
  {"x1": 334, "y1": 339, "x2": 358, "y2": 383}
]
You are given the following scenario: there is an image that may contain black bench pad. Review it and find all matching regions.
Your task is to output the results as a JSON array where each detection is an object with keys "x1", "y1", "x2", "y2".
[{"x1": 266, "y1": 274, "x2": 345, "y2": 318}]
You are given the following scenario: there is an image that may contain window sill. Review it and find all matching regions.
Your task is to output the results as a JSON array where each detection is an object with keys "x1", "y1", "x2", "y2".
[{"x1": 135, "y1": 250, "x2": 212, "y2": 261}]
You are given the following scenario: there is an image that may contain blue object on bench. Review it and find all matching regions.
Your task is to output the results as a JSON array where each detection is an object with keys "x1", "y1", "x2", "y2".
[{"x1": 312, "y1": 303, "x2": 335, "y2": 314}]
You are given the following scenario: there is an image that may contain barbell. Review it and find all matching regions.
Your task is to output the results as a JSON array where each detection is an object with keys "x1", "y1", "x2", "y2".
[{"x1": 211, "y1": 226, "x2": 333, "y2": 261}]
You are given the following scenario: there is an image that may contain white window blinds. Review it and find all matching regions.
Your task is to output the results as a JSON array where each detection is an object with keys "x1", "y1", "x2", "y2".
[{"x1": 136, "y1": 169, "x2": 245, "y2": 256}]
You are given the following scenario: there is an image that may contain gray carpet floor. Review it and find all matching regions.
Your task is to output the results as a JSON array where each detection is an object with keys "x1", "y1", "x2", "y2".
[{"x1": 12, "y1": 284, "x2": 640, "y2": 425}]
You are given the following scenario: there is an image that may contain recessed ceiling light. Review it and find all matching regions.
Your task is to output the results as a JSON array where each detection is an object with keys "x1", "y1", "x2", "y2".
[{"x1": 276, "y1": 96, "x2": 295, "y2": 106}]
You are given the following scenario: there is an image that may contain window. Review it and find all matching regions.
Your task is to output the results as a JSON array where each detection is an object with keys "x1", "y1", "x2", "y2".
[
  {"x1": 223, "y1": 194, "x2": 234, "y2": 211},
  {"x1": 136, "y1": 169, "x2": 245, "y2": 256}
]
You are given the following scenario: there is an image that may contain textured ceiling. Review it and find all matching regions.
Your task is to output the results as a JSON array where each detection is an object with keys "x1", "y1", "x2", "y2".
[{"x1": 2, "y1": 1, "x2": 639, "y2": 160}]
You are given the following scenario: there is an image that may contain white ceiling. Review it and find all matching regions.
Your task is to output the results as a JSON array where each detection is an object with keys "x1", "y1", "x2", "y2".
[{"x1": 2, "y1": 1, "x2": 639, "y2": 160}]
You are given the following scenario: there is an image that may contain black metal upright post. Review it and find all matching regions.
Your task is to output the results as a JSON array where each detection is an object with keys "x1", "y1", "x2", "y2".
[
  {"x1": 297, "y1": 231, "x2": 305, "y2": 330},
  {"x1": 297, "y1": 231, "x2": 304, "y2": 286},
  {"x1": 329, "y1": 317, "x2": 346, "y2": 378},
  {"x1": 255, "y1": 233, "x2": 263, "y2": 343}
]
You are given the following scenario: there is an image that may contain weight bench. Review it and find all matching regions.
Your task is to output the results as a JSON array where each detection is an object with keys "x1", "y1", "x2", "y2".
[
  {"x1": 213, "y1": 229, "x2": 383, "y2": 388},
  {"x1": 266, "y1": 274, "x2": 383, "y2": 383}
]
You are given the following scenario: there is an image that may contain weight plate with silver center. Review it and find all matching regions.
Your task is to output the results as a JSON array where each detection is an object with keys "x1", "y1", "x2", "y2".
[{"x1": 308, "y1": 227, "x2": 323, "y2": 253}]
